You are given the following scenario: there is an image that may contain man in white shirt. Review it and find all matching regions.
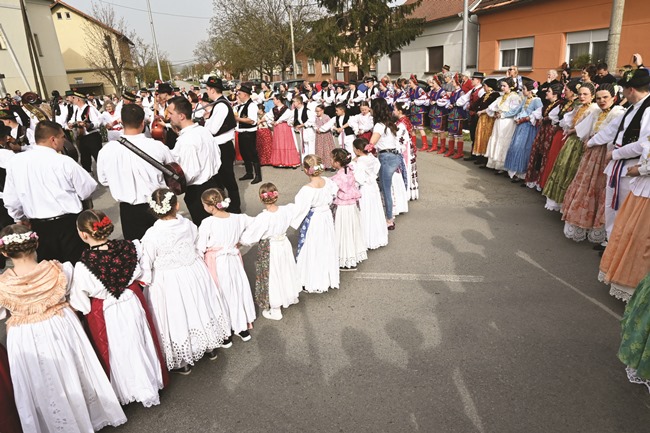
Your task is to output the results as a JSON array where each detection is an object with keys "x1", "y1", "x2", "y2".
[
  {"x1": 234, "y1": 84, "x2": 262, "y2": 185},
  {"x1": 315, "y1": 80, "x2": 336, "y2": 118},
  {"x1": 167, "y1": 96, "x2": 222, "y2": 223},
  {"x1": 0, "y1": 109, "x2": 34, "y2": 149},
  {"x1": 67, "y1": 91, "x2": 102, "y2": 173},
  {"x1": 97, "y1": 104, "x2": 175, "y2": 240},
  {"x1": 4, "y1": 120, "x2": 97, "y2": 263},
  {"x1": 204, "y1": 76, "x2": 241, "y2": 213}
]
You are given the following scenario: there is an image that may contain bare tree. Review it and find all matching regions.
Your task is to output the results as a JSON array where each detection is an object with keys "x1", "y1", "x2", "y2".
[
  {"x1": 131, "y1": 35, "x2": 154, "y2": 87},
  {"x1": 83, "y1": 1, "x2": 135, "y2": 95}
]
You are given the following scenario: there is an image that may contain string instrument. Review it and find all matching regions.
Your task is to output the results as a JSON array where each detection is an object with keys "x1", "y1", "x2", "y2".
[
  {"x1": 118, "y1": 136, "x2": 186, "y2": 195},
  {"x1": 151, "y1": 99, "x2": 167, "y2": 142}
]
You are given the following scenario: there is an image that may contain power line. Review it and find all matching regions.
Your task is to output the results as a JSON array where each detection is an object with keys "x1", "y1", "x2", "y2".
[{"x1": 97, "y1": 0, "x2": 211, "y2": 20}]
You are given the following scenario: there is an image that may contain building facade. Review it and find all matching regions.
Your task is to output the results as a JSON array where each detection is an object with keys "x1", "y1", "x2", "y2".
[
  {"x1": 376, "y1": 0, "x2": 479, "y2": 79},
  {"x1": 474, "y1": 0, "x2": 650, "y2": 82},
  {"x1": 51, "y1": 0, "x2": 136, "y2": 96},
  {"x1": 0, "y1": 0, "x2": 68, "y2": 97}
]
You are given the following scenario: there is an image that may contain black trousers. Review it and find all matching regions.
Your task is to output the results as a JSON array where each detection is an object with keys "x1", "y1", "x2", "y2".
[
  {"x1": 119, "y1": 202, "x2": 157, "y2": 241},
  {"x1": 31, "y1": 213, "x2": 86, "y2": 264},
  {"x1": 214, "y1": 141, "x2": 242, "y2": 214},
  {"x1": 184, "y1": 177, "x2": 219, "y2": 224},
  {"x1": 164, "y1": 128, "x2": 178, "y2": 150},
  {"x1": 469, "y1": 114, "x2": 478, "y2": 143},
  {"x1": 238, "y1": 131, "x2": 259, "y2": 174},
  {"x1": 79, "y1": 132, "x2": 102, "y2": 173}
]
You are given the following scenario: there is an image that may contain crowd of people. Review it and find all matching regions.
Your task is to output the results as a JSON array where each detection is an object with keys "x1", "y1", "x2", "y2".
[{"x1": 1, "y1": 51, "x2": 650, "y2": 431}]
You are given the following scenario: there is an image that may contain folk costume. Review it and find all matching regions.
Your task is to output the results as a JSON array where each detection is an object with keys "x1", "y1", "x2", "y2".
[
  {"x1": 266, "y1": 104, "x2": 301, "y2": 167},
  {"x1": 69, "y1": 96, "x2": 102, "y2": 173},
  {"x1": 332, "y1": 166, "x2": 367, "y2": 269},
  {"x1": 236, "y1": 87, "x2": 262, "y2": 184},
  {"x1": 471, "y1": 81, "x2": 500, "y2": 158},
  {"x1": 456, "y1": 72, "x2": 486, "y2": 159},
  {"x1": 0, "y1": 261, "x2": 127, "y2": 432},
  {"x1": 97, "y1": 134, "x2": 175, "y2": 240},
  {"x1": 69, "y1": 240, "x2": 168, "y2": 408},
  {"x1": 289, "y1": 103, "x2": 316, "y2": 157},
  {"x1": 524, "y1": 98, "x2": 562, "y2": 189},
  {"x1": 538, "y1": 97, "x2": 579, "y2": 189},
  {"x1": 198, "y1": 213, "x2": 257, "y2": 335},
  {"x1": 314, "y1": 113, "x2": 337, "y2": 169},
  {"x1": 256, "y1": 111, "x2": 273, "y2": 165},
  {"x1": 445, "y1": 86, "x2": 468, "y2": 159},
  {"x1": 0, "y1": 343, "x2": 22, "y2": 433},
  {"x1": 351, "y1": 153, "x2": 388, "y2": 250},
  {"x1": 484, "y1": 90, "x2": 523, "y2": 171},
  {"x1": 503, "y1": 94, "x2": 543, "y2": 178}
]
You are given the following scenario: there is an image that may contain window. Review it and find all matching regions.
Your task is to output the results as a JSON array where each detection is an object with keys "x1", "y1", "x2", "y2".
[
  {"x1": 307, "y1": 58, "x2": 315, "y2": 75},
  {"x1": 499, "y1": 37, "x2": 534, "y2": 69},
  {"x1": 322, "y1": 61, "x2": 330, "y2": 74},
  {"x1": 65, "y1": 12, "x2": 71, "y2": 19},
  {"x1": 56, "y1": 12, "x2": 62, "y2": 19},
  {"x1": 389, "y1": 51, "x2": 401, "y2": 74},
  {"x1": 74, "y1": 77, "x2": 84, "y2": 84},
  {"x1": 566, "y1": 29, "x2": 608, "y2": 65},
  {"x1": 427, "y1": 46, "x2": 444, "y2": 72},
  {"x1": 33, "y1": 33, "x2": 43, "y2": 57},
  {"x1": 295, "y1": 61, "x2": 303, "y2": 76}
]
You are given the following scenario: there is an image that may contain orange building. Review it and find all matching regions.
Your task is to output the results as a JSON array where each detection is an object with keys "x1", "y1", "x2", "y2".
[{"x1": 474, "y1": 0, "x2": 650, "y2": 81}]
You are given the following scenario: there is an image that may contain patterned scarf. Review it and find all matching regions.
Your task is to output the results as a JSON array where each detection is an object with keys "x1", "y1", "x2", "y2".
[{"x1": 80, "y1": 240, "x2": 138, "y2": 299}]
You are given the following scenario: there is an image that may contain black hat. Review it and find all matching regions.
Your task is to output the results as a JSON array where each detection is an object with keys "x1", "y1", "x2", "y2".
[
  {"x1": 472, "y1": 72, "x2": 485, "y2": 80},
  {"x1": 64, "y1": 90, "x2": 74, "y2": 97},
  {"x1": 363, "y1": 76, "x2": 373, "y2": 83},
  {"x1": 484, "y1": 78, "x2": 499, "y2": 91},
  {"x1": 173, "y1": 87, "x2": 180, "y2": 92},
  {"x1": 205, "y1": 76, "x2": 225, "y2": 91},
  {"x1": 0, "y1": 123, "x2": 10, "y2": 137},
  {"x1": 442, "y1": 65, "x2": 451, "y2": 71},
  {"x1": 140, "y1": 87, "x2": 148, "y2": 92},
  {"x1": 239, "y1": 84, "x2": 252, "y2": 95},
  {"x1": 0, "y1": 110, "x2": 14, "y2": 120},
  {"x1": 157, "y1": 83, "x2": 174, "y2": 94},
  {"x1": 618, "y1": 68, "x2": 650, "y2": 88},
  {"x1": 122, "y1": 91, "x2": 137, "y2": 102},
  {"x1": 349, "y1": 81, "x2": 358, "y2": 86},
  {"x1": 320, "y1": 80, "x2": 329, "y2": 87},
  {"x1": 201, "y1": 92, "x2": 210, "y2": 102},
  {"x1": 51, "y1": 90, "x2": 61, "y2": 98},
  {"x1": 566, "y1": 78, "x2": 581, "y2": 93},
  {"x1": 72, "y1": 91, "x2": 86, "y2": 99}
]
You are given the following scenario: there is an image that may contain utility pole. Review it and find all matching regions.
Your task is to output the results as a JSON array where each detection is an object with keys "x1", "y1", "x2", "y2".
[
  {"x1": 606, "y1": 0, "x2": 625, "y2": 70},
  {"x1": 287, "y1": 3, "x2": 298, "y2": 80},
  {"x1": 145, "y1": 0, "x2": 164, "y2": 81},
  {"x1": 461, "y1": 0, "x2": 469, "y2": 72}
]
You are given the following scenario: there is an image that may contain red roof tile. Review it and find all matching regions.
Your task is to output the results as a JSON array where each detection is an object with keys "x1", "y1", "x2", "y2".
[{"x1": 404, "y1": 0, "x2": 466, "y2": 23}]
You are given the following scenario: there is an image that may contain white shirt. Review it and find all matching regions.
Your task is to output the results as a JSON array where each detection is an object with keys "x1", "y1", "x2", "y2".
[
  {"x1": 171, "y1": 124, "x2": 222, "y2": 186},
  {"x1": 456, "y1": 84, "x2": 485, "y2": 110},
  {"x1": 69, "y1": 103, "x2": 101, "y2": 135},
  {"x1": 372, "y1": 122, "x2": 400, "y2": 151},
  {"x1": 10, "y1": 125, "x2": 35, "y2": 146},
  {"x1": 236, "y1": 98, "x2": 258, "y2": 132},
  {"x1": 205, "y1": 98, "x2": 236, "y2": 145},
  {"x1": 97, "y1": 133, "x2": 175, "y2": 205},
  {"x1": 4, "y1": 146, "x2": 97, "y2": 221},
  {"x1": 352, "y1": 113, "x2": 374, "y2": 135},
  {"x1": 315, "y1": 88, "x2": 335, "y2": 107},
  {"x1": 0, "y1": 149, "x2": 16, "y2": 200}
]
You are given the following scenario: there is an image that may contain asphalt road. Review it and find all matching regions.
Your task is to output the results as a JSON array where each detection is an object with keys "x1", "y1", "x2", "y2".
[{"x1": 3, "y1": 149, "x2": 650, "y2": 432}]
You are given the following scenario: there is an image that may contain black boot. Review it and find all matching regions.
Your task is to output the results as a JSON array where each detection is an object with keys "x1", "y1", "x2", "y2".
[
  {"x1": 239, "y1": 161, "x2": 254, "y2": 180},
  {"x1": 251, "y1": 162, "x2": 262, "y2": 184}
]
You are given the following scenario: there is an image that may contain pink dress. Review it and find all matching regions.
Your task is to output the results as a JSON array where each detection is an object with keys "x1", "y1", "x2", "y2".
[
  {"x1": 314, "y1": 114, "x2": 337, "y2": 168},
  {"x1": 266, "y1": 106, "x2": 300, "y2": 167}
]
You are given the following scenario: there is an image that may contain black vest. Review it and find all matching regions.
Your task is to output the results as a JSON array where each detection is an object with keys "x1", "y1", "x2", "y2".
[
  {"x1": 614, "y1": 95, "x2": 650, "y2": 146},
  {"x1": 237, "y1": 99, "x2": 255, "y2": 130},
  {"x1": 336, "y1": 114, "x2": 354, "y2": 136},
  {"x1": 66, "y1": 104, "x2": 74, "y2": 123},
  {"x1": 293, "y1": 107, "x2": 309, "y2": 125},
  {"x1": 209, "y1": 96, "x2": 236, "y2": 136}
]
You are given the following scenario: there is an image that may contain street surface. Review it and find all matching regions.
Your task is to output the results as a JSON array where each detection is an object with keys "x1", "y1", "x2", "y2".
[{"x1": 3, "y1": 150, "x2": 650, "y2": 432}]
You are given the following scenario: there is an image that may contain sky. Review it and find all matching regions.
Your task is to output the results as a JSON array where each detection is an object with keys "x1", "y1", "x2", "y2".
[{"x1": 65, "y1": 0, "x2": 214, "y2": 67}]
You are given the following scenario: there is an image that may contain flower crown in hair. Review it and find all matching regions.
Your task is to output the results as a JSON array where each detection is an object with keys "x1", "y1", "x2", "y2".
[
  {"x1": 216, "y1": 198, "x2": 231, "y2": 209},
  {"x1": 260, "y1": 191, "x2": 279, "y2": 200},
  {"x1": 0, "y1": 231, "x2": 38, "y2": 246},
  {"x1": 148, "y1": 191, "x2": 174, "y2": 215},
  {"x1": 307, "y1": 164, "x2": 325, "y2": 175},
  {"x1": 92, "y1": 216, "x2": 111, "y2": 231}
]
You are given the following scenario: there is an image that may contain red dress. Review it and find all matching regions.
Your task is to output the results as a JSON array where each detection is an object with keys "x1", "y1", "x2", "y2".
[
  {"x1": 0, "y1": 344, "x2": 23, "y2": 433},
  {"x1": 269, "y1": 106, "x2": 300, "y2": 167},
  {"x1": 256, "y1": 119, "x2": 273, "y2": 166}
]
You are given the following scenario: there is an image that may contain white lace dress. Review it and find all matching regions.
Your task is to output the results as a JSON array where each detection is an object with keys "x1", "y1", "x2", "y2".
[
  {"x1": 291, "y1": 179, "x2": 340, "y2": 292},
  {"x1": 69, "y1": 241, "x2": 164, "y2": 408},
  {"x1": 141, "y1": 215, "x2": 231, "y2": 369},
  {"x1": 352, "y1": 154, "x2": 388, "y2": 250},
  {"x1": 0, "y1": 263, "x2": 127, "y2": 432},
  {"x1": 240, "y1": 205, "x2": 302, "y2": 309},
  {"x1": 198, "y1": 214, "x2": 256, "y2": 334}
]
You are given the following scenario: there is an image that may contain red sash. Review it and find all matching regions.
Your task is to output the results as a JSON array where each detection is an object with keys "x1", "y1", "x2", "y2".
[{"x1": 85, "y1": 281, "x2": 169, "y2": 387}]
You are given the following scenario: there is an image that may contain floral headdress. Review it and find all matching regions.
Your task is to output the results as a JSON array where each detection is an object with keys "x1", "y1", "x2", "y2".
[
  {"x1": 92, "y1": 216, "x2": 111, "y2": 231},
  {"x1": 216, "y1": 197, "x2": 231, "y2": 209},
  {"x1": 260, "y1": 191, "x2": 279, "y2": 200},
  {"x1": 307, "y1": 164, "x2": 325, "y2": 175},
  {"x1": 148, "y1": 191, "x2": 174, "y2": 215},
  {"x1": 0, "y1": 231, "x2": 38, "y2": 246}
]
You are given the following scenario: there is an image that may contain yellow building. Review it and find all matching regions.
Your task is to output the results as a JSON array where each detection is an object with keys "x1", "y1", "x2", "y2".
[
  {"x1": 0, "y1": 0, "x2": 68, "y2": 97},
  {"x1": 51, "y1": 0, "x2": 135, "y2": 96}
]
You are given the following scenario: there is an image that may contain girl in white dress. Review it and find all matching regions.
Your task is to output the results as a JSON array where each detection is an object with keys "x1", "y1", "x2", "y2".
[
  {"x1": 291, "y1": 154, "x2": 340, "y2": 292},
  {"x1": 352, "y1": 138, "x2": 388, "y2": 250},
  {"x1": 240, "y1": 183, "x2": 301, "y2": 321},
  {"x1": 70, "y1": 210, "x2": 166, "y2": 407},
  {"x1": 141, "y1": 188, "x2": 231, "y2": 375},
  {"x1": 331, "y1": 148, "x2": 367, "y2": 270},
  {"x1": 198, "y1": 188, "x2": 256, "y2": 342},
  {"x1": 0, "y1": 224, "x2": 127, "y2": 432}
]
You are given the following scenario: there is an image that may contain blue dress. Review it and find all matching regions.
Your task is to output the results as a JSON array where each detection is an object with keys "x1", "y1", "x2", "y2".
[
  {"x1": 504, "y1": 97, "x2": 542, "y2": 175},
  {"x1": 446, "y1": 89, "x2": 467, "y2": 136},
  {"x1": 428, "y1": 89, "x2": 448, "y2": 131}
]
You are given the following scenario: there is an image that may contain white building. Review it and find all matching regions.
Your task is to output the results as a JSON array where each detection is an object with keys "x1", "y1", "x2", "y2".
[
  {"x1": 377, "y1": 0, "x2": 479, "y2": 79},
  {"x1": 0, "y1": 0, "x2": 68, "y2": 97}
]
